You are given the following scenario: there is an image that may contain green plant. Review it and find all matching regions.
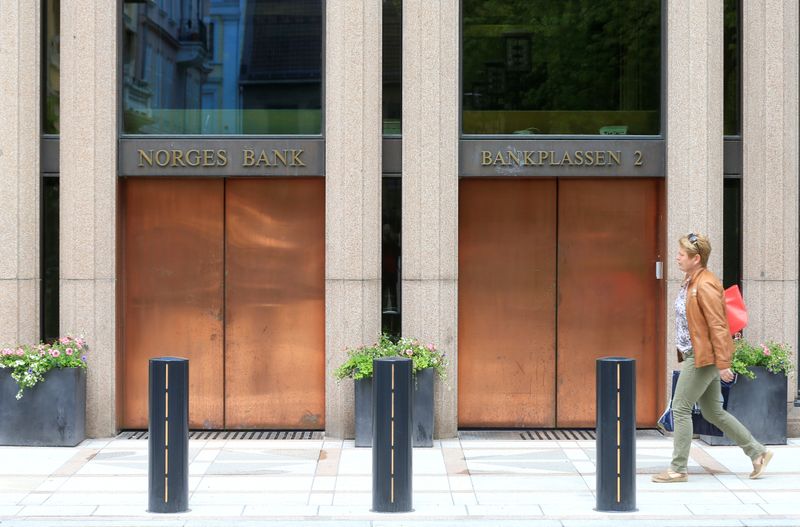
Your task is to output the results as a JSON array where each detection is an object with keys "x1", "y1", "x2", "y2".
[
  {"x1": 731, "y1": 338, "x2": 793, "y2": 380},
  {"x1": 0, "y1": 336, "x2": 89, "y2": 399},
  {"x1": 335, "y1": 333, "x2": 447, "y2": 380}
]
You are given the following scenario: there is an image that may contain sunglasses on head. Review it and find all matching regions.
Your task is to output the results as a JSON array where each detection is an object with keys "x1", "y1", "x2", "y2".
[{"x1": 687, "y1": 233, "x2": 699, "y2": 246}]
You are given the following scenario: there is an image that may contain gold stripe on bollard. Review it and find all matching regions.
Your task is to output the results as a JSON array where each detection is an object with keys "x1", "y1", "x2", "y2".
[
  {"x1": 165, "y1": 364, "x2": 169, "y2": 503},
  {"x1": 616, "y1": 363, "x2": 621, "y2": 503},
  {"x1": 390, "y1": 363, "x2": 395, "y2": 504}
]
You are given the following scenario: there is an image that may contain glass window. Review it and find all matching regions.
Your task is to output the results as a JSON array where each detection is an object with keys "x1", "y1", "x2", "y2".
[
  {"x1": 383, "y1": 0, "x2": 401, "y2": 134},
  {"x1": 723, "y1": 0, "x2": 740, "y2": 136},
  {"x1": 462, "y1": 0, "x2": 661, "y2": 135},
  {"x1": 43, "y1": 0, "x2": 60, "y2": 134},
  {"x1": 382, "y1": 177, "x2": 401, "y2": 338},
  {"x1": 41, "y1": 177, "x2": 60, "y2": 342},
  {"x1": 722, "y1": 178, "x2": 742, "y2": 290},
  {"x1": 122, "y1": 0, "x2": 322, "y2": 135}
]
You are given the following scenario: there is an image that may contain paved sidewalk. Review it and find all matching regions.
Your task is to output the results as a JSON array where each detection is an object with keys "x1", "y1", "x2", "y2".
[{"x1": 0, "y1": 432, "x2": 799, "y2": 526}]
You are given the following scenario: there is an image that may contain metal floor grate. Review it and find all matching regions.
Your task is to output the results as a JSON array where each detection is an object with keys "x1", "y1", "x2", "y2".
[
  {"x1": 459, "y1": 429, "x2": 596, "y2": 441},
  {"x1": 117, "y1": 430, "x2": 323, "y2": 440}
]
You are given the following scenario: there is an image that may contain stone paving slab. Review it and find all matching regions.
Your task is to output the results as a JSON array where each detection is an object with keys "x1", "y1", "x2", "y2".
[{"x1": 0, "y1": 433, "x2": 799, "y2": 524}]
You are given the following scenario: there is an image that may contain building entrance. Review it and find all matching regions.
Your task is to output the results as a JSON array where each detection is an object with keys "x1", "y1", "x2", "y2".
[
  {"x1": 458, "y1": 178, "x2": 664, "y2": 428},
  {"x1": 121, "y1": 178, "x2": 325, "y2": 430}
]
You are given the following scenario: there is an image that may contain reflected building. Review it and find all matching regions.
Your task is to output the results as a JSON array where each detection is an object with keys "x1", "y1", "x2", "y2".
[{"x1": 123, "y1": 0, "x2": 212, "y2": 133}]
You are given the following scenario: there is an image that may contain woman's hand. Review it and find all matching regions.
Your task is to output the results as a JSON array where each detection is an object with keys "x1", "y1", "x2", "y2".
[{"x1": 719, "y1": 368, "x2": 735, "y2": 383}]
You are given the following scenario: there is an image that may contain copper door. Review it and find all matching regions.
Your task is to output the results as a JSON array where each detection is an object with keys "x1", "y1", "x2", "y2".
[
  {"x1": 556, "y1": 179, "x2": 662, "y2": 427},
  {"x1": 122, "y1": 179, "x2": 225, "y2": 429},
  {"x1": 224, "y1": 179, "x2": 325, "y2": 429},
  {"x1": 458, "y1": 179, "x2": 558, "y2": 428}
]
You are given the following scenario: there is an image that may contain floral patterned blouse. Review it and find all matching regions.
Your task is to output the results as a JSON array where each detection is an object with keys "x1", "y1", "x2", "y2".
[{"x1": 675, "y1": 280, "x2": 693, "y2": 353}]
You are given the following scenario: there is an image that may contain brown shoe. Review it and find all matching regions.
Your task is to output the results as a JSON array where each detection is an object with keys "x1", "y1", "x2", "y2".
[
  {"x1": 749, "y1": 450, "x2": 774, "y2": 479},
  {"x1": 651, "y1": 470, "x2": 688, "y2": 483}
]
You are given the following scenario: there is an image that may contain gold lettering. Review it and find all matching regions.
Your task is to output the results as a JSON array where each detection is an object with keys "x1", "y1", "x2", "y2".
[
  {"x1": 170, "y1": 150, "x2": 186, "y2": 167},
  {"x1": 560, "y1": 151, "x2": 573, "y2": 166},
  {"x1": 523, "y1": 151, "x2": 535, "y2": 166},
  {"x1": 539, "y1": 151, "x2": 549, "y2": 164},
  {"x1": 217, "y1": 150, "x2": 228, "y2": 167},
  {"x1": 186, "y1": 149, "x2": 201, "y2": 167},
  {"x1": 155, "y1": 150, "x2": 170, "y2": 167},
  {"x1": 257, "y1": 150, "x2": 272, "y2": 167},
  {"x1": 494, "y1": 152, "x2": 506, "y2": 165},
  {"x1": 584, "y1": 151, "x2": 595, "y2": 166},
  {"x1": 481, "y1": 151, "x2": 493, "y2": 166},
  {"x1": 201, "y1": 150, "x2": 215, "y2": 167},
  {"x1": 507, "y1": 150, "x2": 521, "y2": 166},
  {"x1": 595, "y1": 151, "x2": 606, "y2": 165},
  {"x1": 291, "y1": 149, "x2": 305, "y2": 167},
  {"x1": 243, "y1": 149, "x2": 255, "y2": 167},
  {"x1": 273, "y1": 149, "x2": 288, "y2": 166},
  {"x1": 573, "y1": 151, "x2": 584, "y2": 166},
  {"x1": 609, "y1": 150, "x2": 621, "y2": 166},
  {"x1": 549, "y1": 150, "x2": 559, "y2": 165},
  {"x1": 138, "y1": 149, "x2": 154, "y2": 167},
  {"x1": 634, "y1": 150, "x2": 644, "y2": 166}
]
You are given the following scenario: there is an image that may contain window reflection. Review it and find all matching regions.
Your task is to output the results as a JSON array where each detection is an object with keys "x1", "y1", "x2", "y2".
[
  {"x1": 723, "y1": 0, "x2": 740, "y2": 136},
  {"x1": 42, "y1": 177, "x2": 59, "y2": 342},
  {"x1": 722, "y1": 178, "x2": 742, "y2": 289},
  {"x1": 462, "y1": 0, "x2": 661, "y2": 135},
  {"x1": 383, "y1": 0, "x2": 401, "y2": 134},
  {"x1": 44, "y1": 0, "x2": 60, "y2": 134},
  {"x1": 122, "y1": 0, "x2": 322, "y2": 135},
  {"x1": 382, "y1": 177, "x2": 401, "y2": 338}
]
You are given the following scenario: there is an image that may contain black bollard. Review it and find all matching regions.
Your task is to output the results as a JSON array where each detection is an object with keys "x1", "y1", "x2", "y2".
[
  {"x1": 596, "y1": 357, "x2": 636, "y2": 512},
  {"x1": 148, "y1": 357, "x2": 189, "y2": 513},
  {"x1": 372, "y1": 357, "x2": 413, "y2": 512}
]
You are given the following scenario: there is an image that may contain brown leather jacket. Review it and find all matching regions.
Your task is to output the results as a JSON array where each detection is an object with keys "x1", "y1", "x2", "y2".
[{"x1": 677, "y1": 267, "x2": 734, "y2": 369}]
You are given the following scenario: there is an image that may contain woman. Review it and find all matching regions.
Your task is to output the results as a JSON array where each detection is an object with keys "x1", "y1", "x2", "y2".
[{"x1": 652, "y1": 233, "x2": 773, "y2": 483}]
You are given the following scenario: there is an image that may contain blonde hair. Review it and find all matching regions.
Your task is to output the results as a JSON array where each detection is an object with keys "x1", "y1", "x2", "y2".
[{"x1": 679, "y1": 232, "x2": 711, "y2": 267}]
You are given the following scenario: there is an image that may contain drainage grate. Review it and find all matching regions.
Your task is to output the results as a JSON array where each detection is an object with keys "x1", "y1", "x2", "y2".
[
  {"x1": 117, "y1": 430, "x2": 323, "y2": 440},
  {"x1": 459, "y1": 429, "x2": 596, "y2": 441}
]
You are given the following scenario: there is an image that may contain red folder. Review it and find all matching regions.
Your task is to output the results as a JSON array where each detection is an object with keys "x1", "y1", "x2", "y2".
[{"x1": 724, "y1": 285, "x2": 748, "y2": 335}]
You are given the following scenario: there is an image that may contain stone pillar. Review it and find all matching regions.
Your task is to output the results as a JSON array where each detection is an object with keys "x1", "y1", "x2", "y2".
[
  {"x1": 325, "y1": 0, "x2": 382, "y2": 438},
  {"x1": 0, "y1": 1, "x2": 40, "y2": 346},
  {"x1": 665, "y1": 0, "x2": 724, "y2": 392},
  {"x1": 741, "y1": 0, "x2": 799, "y2": 435},
  {"x1": 60, "y1": 0, "x2": 118, "y2": 437},
  {"x1": 403, "y1": 0, "x2": 459, "y2": 438}
]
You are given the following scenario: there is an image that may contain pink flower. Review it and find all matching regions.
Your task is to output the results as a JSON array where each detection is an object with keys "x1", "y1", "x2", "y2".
[
  {"x1": 51, "y1": 350, "x2": 60, "y2": 358},
  {"x1": 405, "y1": 349, "x2": 413, "y2": 356},
  {"x1": 16, "y1": 349, "x2": 24, "y2": 356},
  {"x1": 426, "y1": 344, "x2": 435, "y2": 351},
  {"x1": 66, "y1": 348, "x2": 74, "y2": 356},
  {"x1": 762, "y1": 345, "x2": 771, "y2": 356},
  {"x1": 59, "y1": 337, "x2": 70, "y2": 344}
]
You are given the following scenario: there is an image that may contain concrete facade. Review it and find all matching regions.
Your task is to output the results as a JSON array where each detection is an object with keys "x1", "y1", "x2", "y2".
[
  {"x1": 1, "y1": 2, "x2": 797, "y2": 439},
  {"x1": 324, "y1": 0, "x2": 383, "y2": 438},
  {"x1": 741, "y1": 0, "x2": 800, "y2": 435},
  {"x1": 59, "y1": 0, "x2": 119, "y2": 437},
  {"x1": 0, "y1": 0, "x2": 40, "y2": 347},
  {"x1": 402, "y1": 0, "x2": 460, "y2": 438},
  {"x1": 664, "y1": 0, "x2": 725, "y2": 393}
]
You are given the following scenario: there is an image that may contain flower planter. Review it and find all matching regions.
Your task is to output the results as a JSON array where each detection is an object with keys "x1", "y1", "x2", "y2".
[
  {"x1": 701, "y1": 367, "x2": 787, "y2": 446},
  {"x1": 354, "y1": 367, "x2": 434, "y2": 447},
  {"x1": 0, "y1": 368, "x2": 86, "y2": 446}
]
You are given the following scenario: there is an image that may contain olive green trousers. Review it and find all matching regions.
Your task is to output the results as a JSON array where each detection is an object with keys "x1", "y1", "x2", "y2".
[{"x1": 670, "y1": 355, "x2": 766, "y2": 473}]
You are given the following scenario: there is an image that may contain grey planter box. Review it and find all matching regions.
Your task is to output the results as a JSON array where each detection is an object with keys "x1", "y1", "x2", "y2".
[
  {"x1": 0, "y1": 368, "x2": 86, "y2": 447},
  {"x1": 354, "y1": 367, "x2": 434, "y2": 447},
  {"x1": 701, "y1": 367, "x2": 787, "y2": 446}
]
